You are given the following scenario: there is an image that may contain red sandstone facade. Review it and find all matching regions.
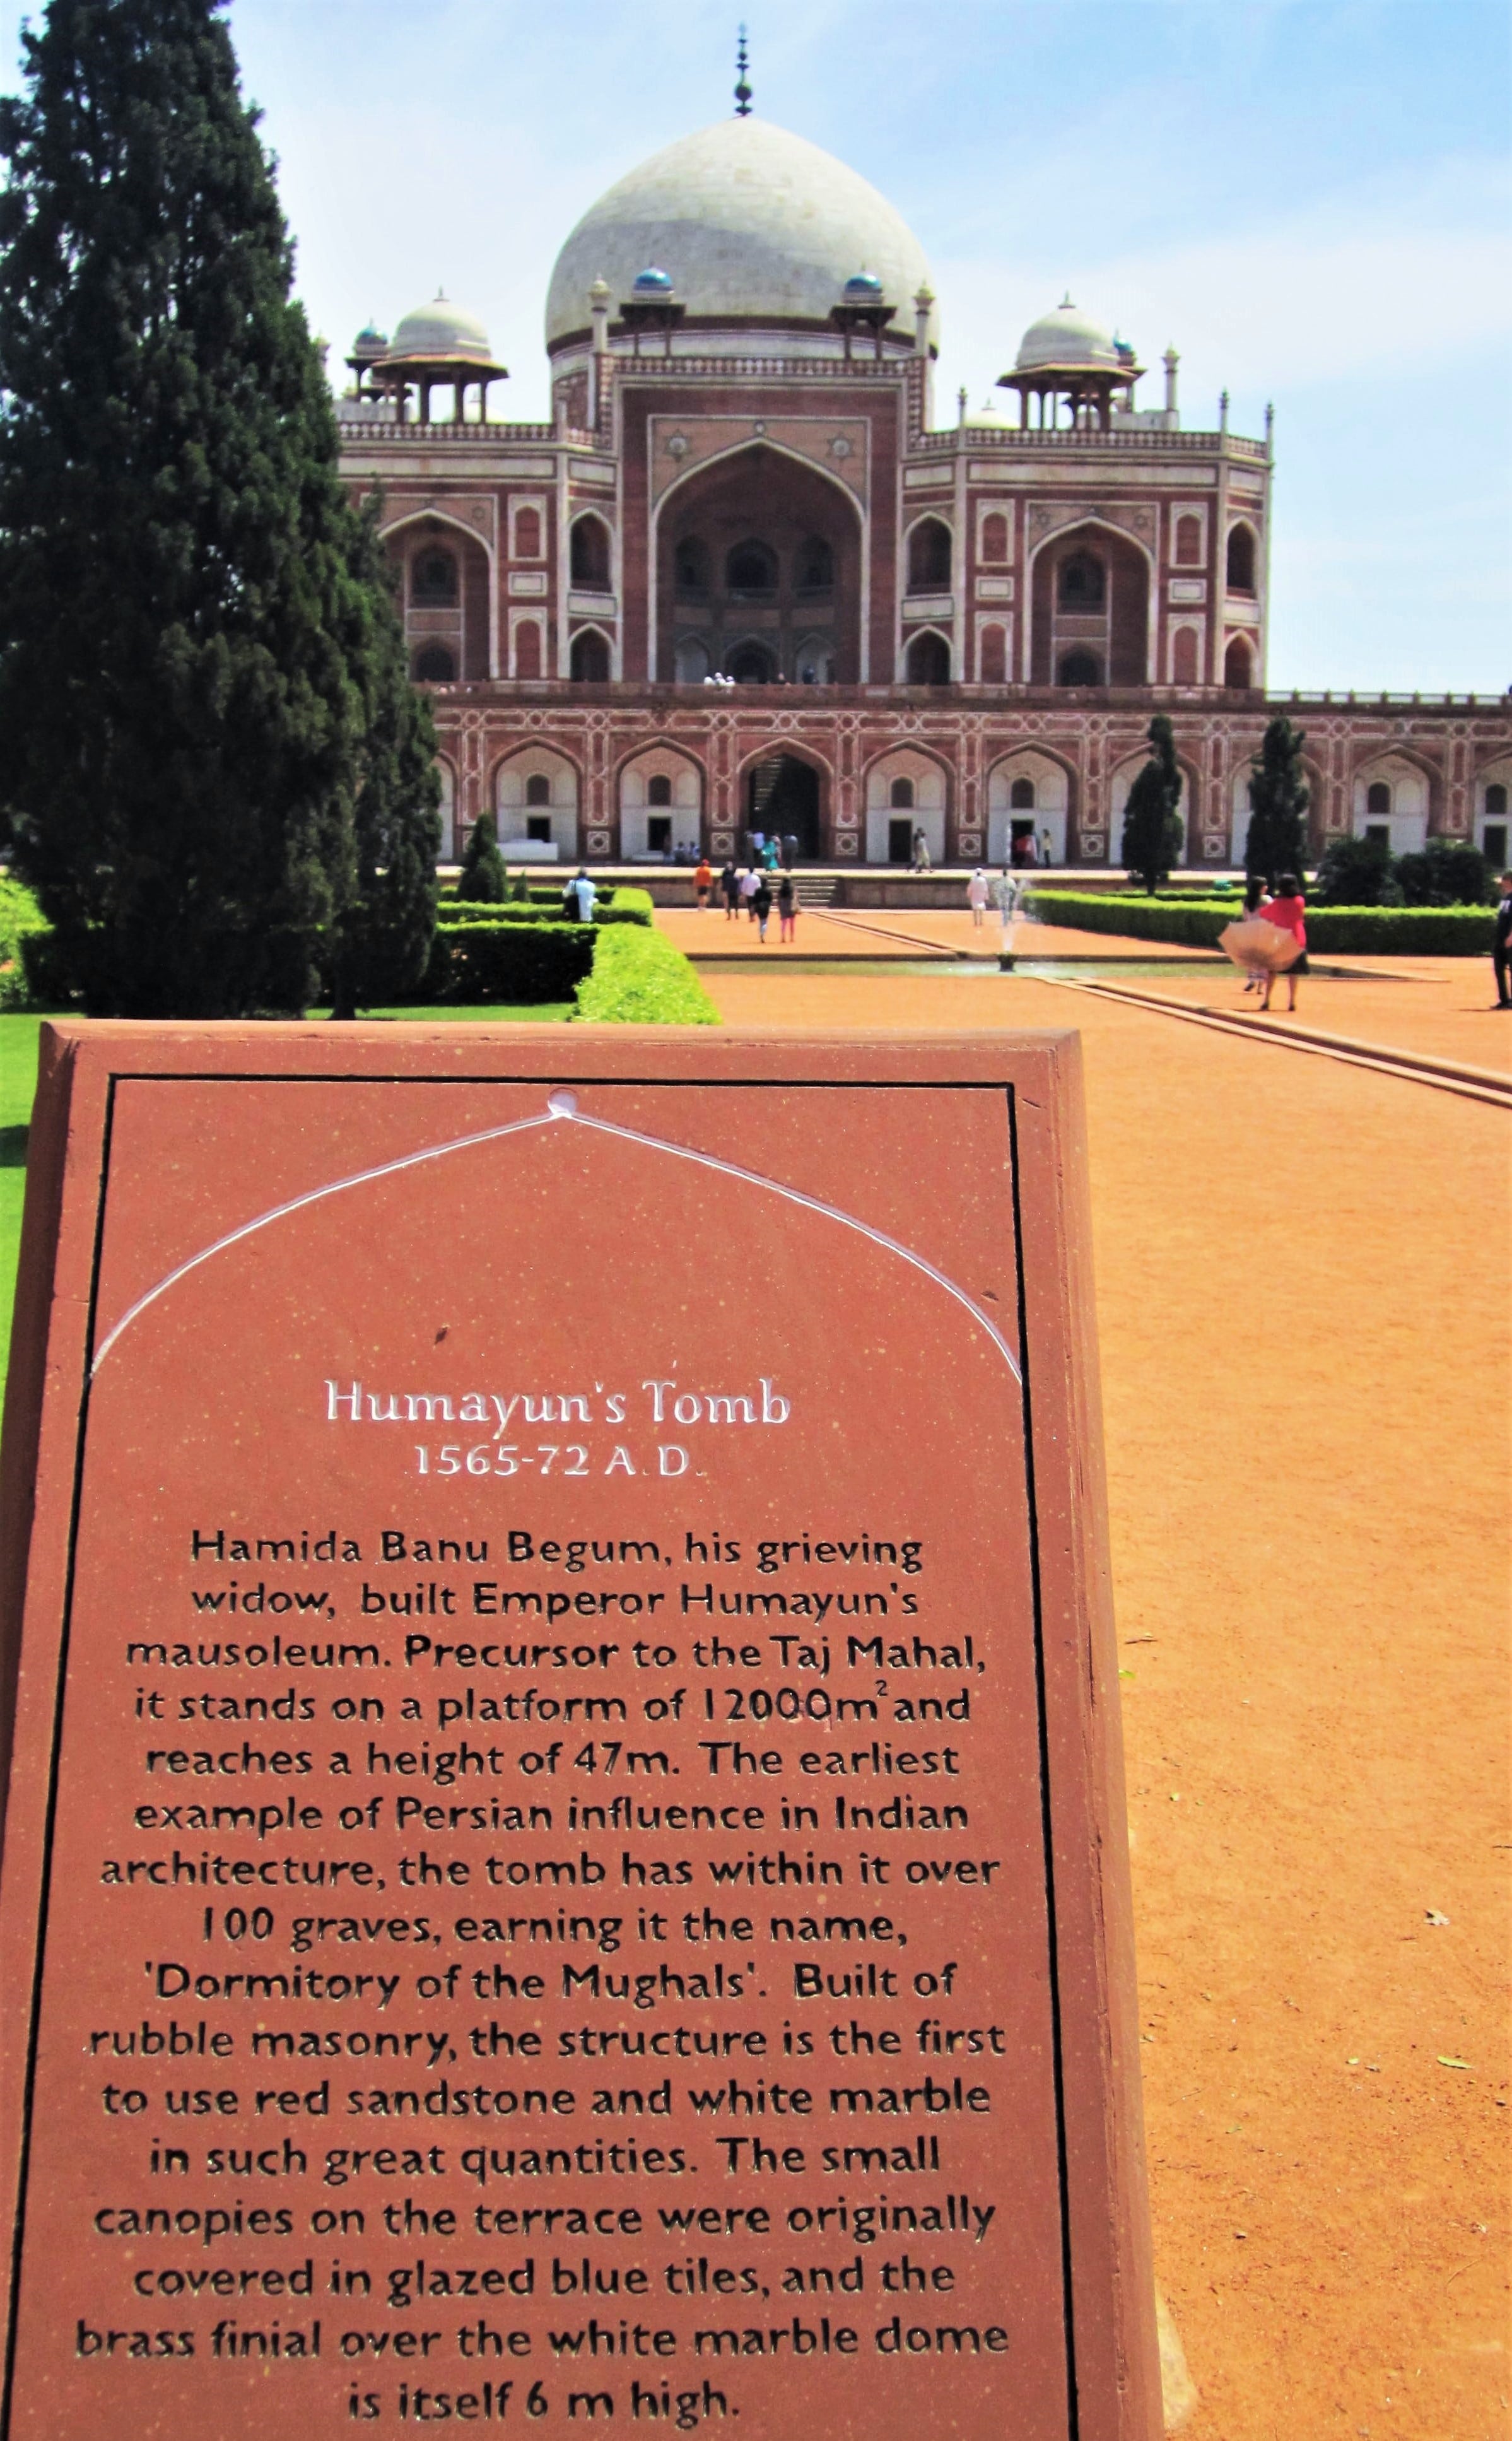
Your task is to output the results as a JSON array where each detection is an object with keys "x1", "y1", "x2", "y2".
[{"x1": 337, "y1": 121, "x2": 1512, "y2": 871}]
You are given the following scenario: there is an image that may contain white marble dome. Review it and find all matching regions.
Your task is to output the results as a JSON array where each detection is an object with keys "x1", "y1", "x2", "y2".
[
  {"x1": 389, "y1": 294, "x2": 495, "y2": 363},
  {"x1": 1016, "y1": 297, "x2": 1120, "y2": 372},
  {"x1": 546, "y1": 117, "x2": 937, "y2": 349}
]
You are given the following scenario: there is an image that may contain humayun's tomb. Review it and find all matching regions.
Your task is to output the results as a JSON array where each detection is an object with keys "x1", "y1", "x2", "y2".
[{"x1": 336, "y1": 73, "x2": 1511, "y2": 874}]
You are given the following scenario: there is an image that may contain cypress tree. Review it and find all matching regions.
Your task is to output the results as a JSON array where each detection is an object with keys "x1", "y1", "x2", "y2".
[
  {"x1": 327, "y1": 496, "x2": 440, "y2": 1019},
  {"x1": 1244, "y1": 715, "x2": 1310, "y2": 885},
  {"x1": 0, "y1": 0, "x2": 435, "y2": 1015},
  {"x1": 1120, "y1": 714, "x2": 1185, "y2": 891},
  {"x1": 456, "y1": 812, "x2": 508, "y2": 905}
]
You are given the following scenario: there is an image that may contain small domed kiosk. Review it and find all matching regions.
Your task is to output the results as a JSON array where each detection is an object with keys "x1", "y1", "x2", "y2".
[
  {"x1": 999, "y1": 297, "x2": 1141, "y2": 431},
  {"x1": 365, "y1": 293, "x2": 508, "y2": 425}
]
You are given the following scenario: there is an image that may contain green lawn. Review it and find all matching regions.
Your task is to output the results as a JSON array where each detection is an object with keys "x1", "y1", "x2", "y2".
[
  {"x1": 0, "y1": 1004, "x2": 575, "y2": 1391},
  {"x1": 0, "y1": 1015, "x2": 43, "y2": 1392}
]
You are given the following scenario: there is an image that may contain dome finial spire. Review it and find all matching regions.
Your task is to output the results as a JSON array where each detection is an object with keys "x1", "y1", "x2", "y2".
[{"x1": 734, "y1": 24, "x2": 752, "y2": 115}]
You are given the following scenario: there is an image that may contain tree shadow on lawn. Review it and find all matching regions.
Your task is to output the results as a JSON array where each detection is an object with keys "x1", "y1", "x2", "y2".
[{"x1": 0, "y1": 1125, "x2": 27, "y2": 1168}]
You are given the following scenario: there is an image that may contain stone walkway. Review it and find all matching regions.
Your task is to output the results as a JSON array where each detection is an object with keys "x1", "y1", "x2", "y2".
[{"x1": 697, "y1": 956, "x2": 1508, "y2": 2441}]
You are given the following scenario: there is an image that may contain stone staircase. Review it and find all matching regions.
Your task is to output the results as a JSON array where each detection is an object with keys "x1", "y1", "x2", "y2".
[{"x1": 794, "y1": 873, "x2": 838, "y2": 907}]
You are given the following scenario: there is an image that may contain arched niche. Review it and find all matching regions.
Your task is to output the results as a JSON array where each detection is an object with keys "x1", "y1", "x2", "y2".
[
  {"x1": 987, "y1": 751, "x2": 1071, "y2": 866},
  {"x1": 619, "y1": 748, "x2": 703, "y2": 862},
  {"x1": 570, "y1": 513, "x2": 612, "y2": 589},
  {"x1": 1474, "y1": 758, "x2": 1511, "y2": 865},
  {"x1": 1029, "y1": 519, "x2": 1149, "y2": 687},
  {"x1": 570, "y1": 626, "x2": 612, "y2": 682},
  {"x1": 435, "y1": 758, "x2": 458, "y2": 862},
  {"x1": 1226, "y1": 522, "x2": 1258, "y2": 594},
  {"x1": 864, "y1": 748, "x2": 949, "y2": 866},
  {"x1": 1223, "y1": 633, "x2": 1255, "y2": 690},
  {"x1": 905, "y1": 516, "x2": 952, "y2": 593},
  {"x1": 382, "y1": 509, "x2": 494, "y2": 683},
  {"x1": 654, "y1": 443, "x2": 862, "y2": 684},
  {"x1": 495, "y1": 747, "x2": 580, "y2": 862},
  {"x1": 1351, "y1": 754, "x2": 1432, "y2": 854},
  {"x1": 904, "y1": 628, "x2": 951, "y2": 685}
]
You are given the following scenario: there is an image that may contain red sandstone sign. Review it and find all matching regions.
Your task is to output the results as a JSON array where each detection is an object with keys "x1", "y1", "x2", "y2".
[{"x1": 0, "y1": 1025, "x2": 1158, "y2": 2439}]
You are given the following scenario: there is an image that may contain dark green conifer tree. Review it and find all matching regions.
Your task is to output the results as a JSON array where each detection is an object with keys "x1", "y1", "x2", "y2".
[
  {"x1": 327, "y1": 497, "x2": 440, "y2": 1019},
  {"x1": 0, "y1": 0, "x2": 435, "y2": 1015},
  {"x1": 455, "y1": 812, "x2": 508, "y2": 905},
  {"x1": 1120, "y1": 714, "x2": 1185, "y2": 891},
  {"x1": 1244, "y1": 716, "x2": 1310, "y2": 886}
]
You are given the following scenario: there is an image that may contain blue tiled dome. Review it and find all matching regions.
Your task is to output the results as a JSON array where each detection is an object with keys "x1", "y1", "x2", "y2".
[
  {"x1": 632, "y1": 266, "x2": 675, "y2": 294},
  {"x1": 843, "y1": 270, "x2": 884, "y2": 297}
]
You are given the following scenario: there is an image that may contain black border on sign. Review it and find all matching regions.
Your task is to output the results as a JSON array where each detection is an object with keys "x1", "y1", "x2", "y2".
[{"x1": 2, "y1": 1068, "x2": 1079, "y2": 2440}]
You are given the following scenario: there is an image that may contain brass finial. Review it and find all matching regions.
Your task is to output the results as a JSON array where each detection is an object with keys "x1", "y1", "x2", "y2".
[{"x1": 734, "y1": 25, "x2": 752, "y2": 115}]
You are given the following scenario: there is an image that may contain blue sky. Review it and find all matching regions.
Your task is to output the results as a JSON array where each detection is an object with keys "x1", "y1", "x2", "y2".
[{"x1": 9, "y1": 0, "x2": 1512, "y2": 689}]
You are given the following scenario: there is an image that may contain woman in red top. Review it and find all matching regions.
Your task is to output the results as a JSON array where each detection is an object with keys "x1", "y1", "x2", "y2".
[{"x1": 1259, "y1": 871, "x2": 1307, "y2": 1012}]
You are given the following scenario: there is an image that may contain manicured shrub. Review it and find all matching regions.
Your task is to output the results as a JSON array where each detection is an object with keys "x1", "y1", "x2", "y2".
[
  {"x1": 455, "y1": 814, "x2": 508, "y2": 904},
  {"x1": 1025, "y1": 890, "x2": 1494, "y2": 955},
  {"x1": 421, "y1": 919, "x2": 594, "y2": 1003},
  {"x1": 1394, "y1": 838, "x2": 1494, "y2": 907},
  {"x1": 1311, "y1": 837, "x2": 1399, "y2": 907},
  {"x1": 436, "y1": 886, "x2": 652, "y2": 931},
  {"x1": 574, "y1": 925, "x2": 718, "y2": 1025},
  {"x1": 0, "y1": 878, "x2": 51, "y2": 1008}
]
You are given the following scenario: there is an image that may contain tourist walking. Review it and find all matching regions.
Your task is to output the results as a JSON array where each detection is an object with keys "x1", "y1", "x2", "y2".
[
  {"x1": 752, "y1": 874, "x2": 773, "y2": 941},
  {"x1": 911, "y1": 825, "x2": 932, "y2": 874},
  {"x1": 566, "y1": 866, "x2": 595, "y2": 922},
  {"x1": 992, "y1": 865, "x2": 1019, "y2": 930},
  {"x1": 1494, "y1": 871, "x2": 1512, "y2": 1007},
  {"x1": 693, "y1": 856, "x2": 712, "y2": 911},
  {"x1": 739, "y1": 866, "x2": 760, "y2": 921},
  {"x1": 1039, "y1": 826, "x2": 1055, "y2": 869},
  {"x1": 720, "y1": 861, "x2": 739, "y2": 919},
  {"x1": 1258, "y1": 871, "x2": 1307, "y2": 1011},
  {"x1": 777, "y1": 873, "x2": 797, "y2": 943},
  {"x1": 967, "y1": 868, "x2": 989, "y2": 928}
]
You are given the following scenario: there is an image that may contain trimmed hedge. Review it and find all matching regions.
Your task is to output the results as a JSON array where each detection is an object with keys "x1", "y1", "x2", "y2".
[
  {"x1": 421, "y1": 920, "x2": 595, "y2": 1004},
  {"x1": 574, "y1": 924, "x2": 718, "y2": 1025},
  {"x1": 441, "y1": 887, "x2": 653, "y2": 929},
  {"x1": 0, "y1": 880, "x2": 53, "y2": 1007},
  {"x1": 1024, "y1": 889, "x2": 1496, "y2": 957}
]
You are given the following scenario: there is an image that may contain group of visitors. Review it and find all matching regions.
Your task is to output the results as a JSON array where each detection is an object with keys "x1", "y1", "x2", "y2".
[
  {"x1": 1238, "y1": 873, "x2": 1308, "y2": 1011},
  {"x1": 966, "y1": 868, "x2": 1025, "y2": 929},
  {"x1": 711, "y1": 862, "x2": 799, "y2": 943}
]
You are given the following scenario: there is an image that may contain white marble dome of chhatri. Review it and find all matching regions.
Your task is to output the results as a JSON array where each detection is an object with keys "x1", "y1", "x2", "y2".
[
  {"x1": 546, "y1": 116, "x2": 937, "y2": 348},
  {"x1": 389, "y1": 295, "x2": 495, "y2": 363},
  {"x1": 1016, "y1": 298, "x2": 1120, "y2": 372}
]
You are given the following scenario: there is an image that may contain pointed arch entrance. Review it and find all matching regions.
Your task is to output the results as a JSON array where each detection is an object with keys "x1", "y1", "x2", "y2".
[
  {"x1": 746, "y1": 752, "x2": 824, "y2": 860},
  {"x1": 657, "y1": 445, "x2": 862, "y2": 684}
]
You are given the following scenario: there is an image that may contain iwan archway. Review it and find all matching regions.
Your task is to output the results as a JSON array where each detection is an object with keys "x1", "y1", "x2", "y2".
[{"x1": 656, "y1": 445, "x2": 862, "y2": 685}]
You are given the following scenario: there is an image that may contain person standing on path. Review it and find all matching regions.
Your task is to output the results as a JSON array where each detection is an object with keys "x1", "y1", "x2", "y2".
[
  {"x1": 752, "y1": 874, "x2": 773, "y2": 942},
  {"x1": 739, "y1": 866, "x2": 760, "y2": 921},
  {"x1": 693, "y1": 857, "x2": 712, "y2": 912},
  {"x1": 967, "y1": 868, "x2": 989, "y2": 928},
  {"x1": 992, "y1": 866, "x2": 1019, "y2": 931},
  {"x1": 911, "y1": 825, "x2": 932, "y2": 874},
  {"x1": 720, "y1": 861, "x2": 739, "y2": 919},
  {"x1": 777, "y1": 873, "x2": 797, "y2": 943},
  {"x1": 1494, "y1": 872, "x2": 1512, "y2": 1007},
  {"x1": 1040, "y1": 826, "x2": 1054, "y2": 869},
  {"x1": 1239, "y1": 873, "x2": 1272, "y2": 994},
  {"x1": 1258, "y1": 871, "x2": 1306, "y2": 1012},
  {"x1": 568, "y1": 867, "x2": 595, "y2": 923}
]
